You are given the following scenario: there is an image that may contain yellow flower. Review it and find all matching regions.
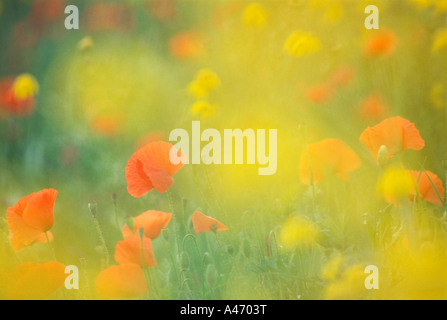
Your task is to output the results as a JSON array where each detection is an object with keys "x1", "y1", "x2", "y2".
[
  {"x1": 243, "y1": 3, "x2": 267, "y2": 28},
  {"x1": 429, "y1": 82, "x2": 445, "y2": 109},
  {"x1": 376, "y1": 167, "x2": 415, "y2": 205},
  {"x1": 434, "y1": 0, "x2": 447, "y2": 12},
  {"x1": 411, "y1": 0, "x2": 434, "y2": 9},
  {"x1": 279, "y1": 216, "x2": 318, "y2": 249},
  {"x1": 432, "y1": 29, "x2": 447, "y2": 52},
  {"x1": 283, "y1": 31, "x2": 321, "y2": 57},
  {"x1": 188, "y1": 69, "x2": 220, "y2": 99},
  {"x1": 190, "y1": 101, "x2": 216, "y2": 118},
  {"x1": 322, "y1": 255, "x2": 343, "y2": 280},
  {"x1": 13, "y1": 74, "x2": 39, "y2": 101},
  {"x1": 325, "y1": 265, "x2": 366, "y2": 300}
]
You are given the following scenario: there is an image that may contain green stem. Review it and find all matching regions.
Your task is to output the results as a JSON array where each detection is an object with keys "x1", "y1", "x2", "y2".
[
  {"x1": 45, "y1": 231, "x2": 57, "y2": 261},
  {"x1": 92, "y1": 215, "x2": 110, "y2": 267}
]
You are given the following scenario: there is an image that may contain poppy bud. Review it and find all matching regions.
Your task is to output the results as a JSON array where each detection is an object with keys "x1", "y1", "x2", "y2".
[
  {"x1": 88, "y1": 201, "x2": 97, "y2": 217},
  {"x1": 178, "y1": 251, "x2": 190, "y2": 270},
  {"x1": 205, "y1": 264, "x2": 218, "y2": 287},
  {"x1": 226, "y1": 245, "x2": 234, "y2": 255},
  {"x1": 377, "y1": 145, "x2": 388, "y2": 168},
  {"x1": 111, "y1": 193, "x2": 117, "y2": 205},
  {"x1": 138, "y1": 227, "x2": 145, "y2": 239}
]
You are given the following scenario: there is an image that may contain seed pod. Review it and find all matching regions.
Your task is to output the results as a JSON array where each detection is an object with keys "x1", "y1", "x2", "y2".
[
  {"x1": 88, "y1": 201, "x2": 97, "y2": 217},
  {"x1": 378, "y1": 145, "x2": 388, "y2": 168}
]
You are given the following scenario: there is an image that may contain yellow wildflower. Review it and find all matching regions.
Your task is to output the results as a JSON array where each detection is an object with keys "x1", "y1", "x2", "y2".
[
  {"x1": 325, "y1": 265, "x2": 366, "y2": 300},
  {"x1": 190, "y1": 101, "x2": 217, "y2": 118},
  {"x1": 322, "y1": 255, "x2": 343, "y2": 280},
  {"x1": 429, "y1": 82, "x2": 445, "y2": 109},
  {"x1": 279, "y1": 215, "x2": 318, "y2": 249},
  {"x1": 283, "y1": 31, "x2": 321, "y2": 57},
  {"x1": 376, "y1": 167, "x2": 415, "y2": 205},
  {"x1": 188, "y1": 69, "x2": 220, "y2": 99},
  {"x1": 243, "y1": 3, "x2": 267, "y2": 28},
  {"x1": 13, "y1": 74, "x2": 39, "y2": 101}
]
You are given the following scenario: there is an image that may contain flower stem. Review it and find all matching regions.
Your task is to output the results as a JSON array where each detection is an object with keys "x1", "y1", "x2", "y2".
[{"x1": 45, "y1": 231, "x2": 57, "y2": 261}]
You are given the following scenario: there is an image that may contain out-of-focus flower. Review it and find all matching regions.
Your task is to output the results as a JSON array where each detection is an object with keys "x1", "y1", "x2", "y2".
[
  {"x1": 429, "y1": 83, "x2": 445, "y2": 109},
  {"x1": 432, "y1": 29, "x2": 447, "y2": 52},
  {"x1": 78, "y1": 36, "x2": 94, "y2": 51},
  {"x1": 359, "y1": 117, "x2": 425, "y2": 162},
  {"x1": 243, "y1": 3, "x2": 267, "y2": 28},
  {"x1": 96, "y1": 264, "x2": 147, "y2": 299},
  {"x1": 122, "y1": 210, "x2": 172, "y2": 240},
  {"x1": 310, "y1": 0, "x2": 343, "y2": 23},
  {"x1": 0, "y1": 75, "x2": 38, "y2": 117},
  {"x1": 147, "y1": 0, "x2": 177, "y2": 21},
  {"x1": 377, "y1": 167, "x2": 415, "y2": 205},
  {"x1": 90, "y1": 115, "x2": 120, "y2": 136},
  {"x1": 365, "y1": 30, "x2": 397, "y2": 57},
  {"x1": 358, "y1": 95, "x2": 387, "y2": 121},
  {"x1": 169, "y1": 32, "x2": 204, "y2": 59},
  {"x1": 385, "y1": 245, "x2": 447, "y2": 299},
  {"x1": 5, "y1": 261, "x2": 66, "y2": 300},
  {"x1": 329, "y1": 66, "x2": 355, "y2": 88},
  {"x1": 299, "y1": 138, "x2": 361, "y2": 185},
  {"x1": 125, "y1": 141, "x2": 185, "y2": 197},
  {"x1": 324, "y1": 265, "x2": 366, "y2": 300},
  {"x1": 305, "y1": 83, "x2": 334, "y2": 104},
  {"x1": 13, "y1": 74, "x2": 39, "y2": 100},
  {"x1": 322, "y1": 254, "x2": 343, "y2": 280},
  {"x1": 409, "y1": 170, "x2": 445, "y2": 206},
  {"x1": 28, "y1": 0, "x2": 65, "y2": 35},
  {"x1": 85, "y1": 2, "x2": 134, "y2": 32},
  {"x1": 188, "y1": 69, "x2": 220, "y2": 99},
  {"x1": 190, "y1": 100, "x2": 217, "y2": 117},
  {"x1": 284, "y1": 30, "x2": 321, "y2": 57},
  {"x1": 114, "y1": 234, "x2": 156, "y2": 267},
  {"x1": 279, "y1": 215, "x2": 318, "y2": 249},
  {"x1": 192, "y1": 211, "x2": 229, "y2": 234},
  {"x1": 6, "y1": 189, "x2": 58, "y2": 252}
]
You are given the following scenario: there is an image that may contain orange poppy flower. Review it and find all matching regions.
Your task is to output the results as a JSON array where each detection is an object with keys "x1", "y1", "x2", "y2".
[
  {"x1": 169, "y1": 32, "x2": 204, "y2": 59},
  {"x1": 329, "y1": 66, "x2": 355, "y2": 88},
  {"x1": 359, "y1": 117, "x2": 425, "y2": 162},
  {"x1": 305, "y1": 83, "x2": 334, "y2": 104},
  {"x1": 114, "y1": 234, "x2": 156, "y2": 267},
  {"x1": 0, "y1": 78, "x2": 35, "y2": 117},
  {"x1": 96, "y1": 263, "x2": 147, "y2": 300},
  {"x1": 409, "y1": 171, "x2": 445, "y2": 206},
  {"x1": 122, "y1": 210, "x2": 172, "y2": 240},
  {"x1": 192, "y1": 211, "x2": 229, "y2": 234},
  {"x1": 125, "y1": 141, "x2": 184, "y2": 197},
  {"x1": 6, "y1": 188, "x2": 58, "y2": 252},
  {"x1": 299, "y1": 139, "x2": 361, "y2": 185},
  {"x1": 358, "y1": 95, "x2": 387, "y2": 121},
  {"x1": 6, "y1": 261, "x2": 66, "y2": 300},
  {"x1": 365, "y1": 30, "x2": 397, "y2": 57}
]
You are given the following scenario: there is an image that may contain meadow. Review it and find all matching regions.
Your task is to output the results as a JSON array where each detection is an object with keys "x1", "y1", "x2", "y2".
[{"x1": 1, "y1": 0, "x2": 447, "y2": 300}]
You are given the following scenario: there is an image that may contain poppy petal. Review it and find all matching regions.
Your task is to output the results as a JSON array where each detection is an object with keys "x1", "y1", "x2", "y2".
[{"x1": 192, "y1": 211, "x2": 229, "y2": 234}]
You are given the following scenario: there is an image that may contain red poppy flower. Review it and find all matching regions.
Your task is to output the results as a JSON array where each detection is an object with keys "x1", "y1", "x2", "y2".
[
  {"x1": 192, "y1": 211, "x2": 229, "y2": 234},
  {"x1": 359, "y1": 117, "x2": 425, "y2": 162},
  {"x1": 6, "y1": 189, "x2": 58, "y2": 252},
  {"x1": 96, "y1": 264, "x2": 147, "y2": 299},
  {"x1": 125, "y1": 141, "x2": 185, "y2": 197},
  {"x1": 299, "y1": 139, "x2": 361, "y2": 184},
  {"x1": 409, "y1": 171, "x2": 445, "y2": 206}
]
